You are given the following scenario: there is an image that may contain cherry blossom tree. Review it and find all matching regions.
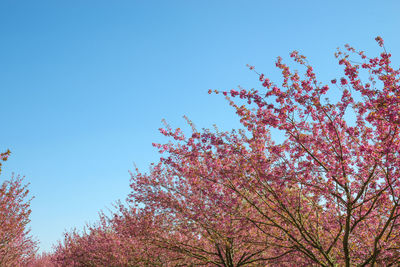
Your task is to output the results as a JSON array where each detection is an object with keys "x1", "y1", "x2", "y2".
[
  {"x1": 129, "y1": 37, "x2": 400, "y2": 266},
  {"x1": 27, "y1": 252, "x2": 55, "y2": 267},
  {"x1": 130, "y1": 125, "x2": 287, "y2": 266},
  {"x1": 52, "y1": 205, "x2": 186, "y2": 266},
  {"x1": 0, "y1": 153, "x2": 37, "y2": 266}
]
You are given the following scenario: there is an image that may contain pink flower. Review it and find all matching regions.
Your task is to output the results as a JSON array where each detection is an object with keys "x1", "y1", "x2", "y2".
[
  {"x1": 246, "y1": 64, "x2": 255, "y2": 70},
  {"x1": 375, "y1": 36, "x2": 384, "y2": 47}
]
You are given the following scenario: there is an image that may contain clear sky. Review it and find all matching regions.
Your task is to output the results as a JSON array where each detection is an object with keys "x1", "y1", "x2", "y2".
[{"x1": 1, "y1": 0, "x2": 399, "y2": 253}]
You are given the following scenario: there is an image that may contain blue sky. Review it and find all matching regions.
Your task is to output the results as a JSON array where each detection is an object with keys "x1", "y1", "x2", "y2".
[{"x1": 1, "y1": 0, "x2": 399, "y2": 253}]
